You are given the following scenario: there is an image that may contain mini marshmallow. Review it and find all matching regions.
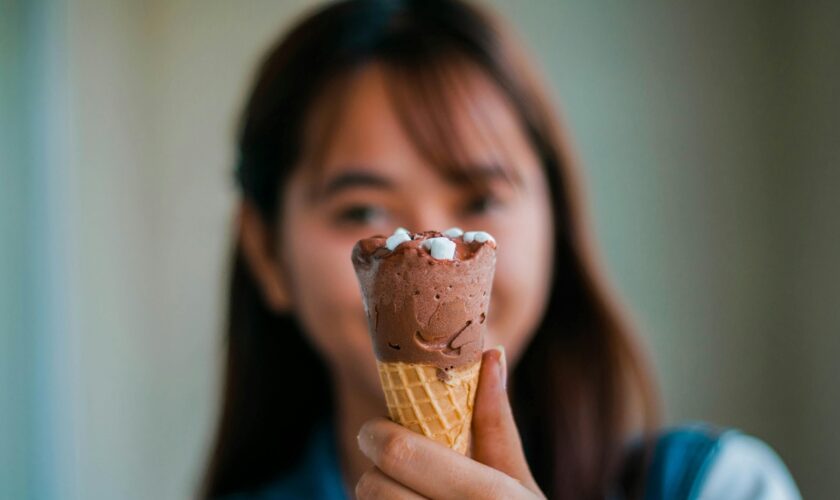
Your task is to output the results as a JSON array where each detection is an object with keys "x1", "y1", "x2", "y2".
[
  {"x1": 394, "y1": 227, "x2": 410, "y2": 235},
  {"x1": 385, "y1": 231, "x2": 412, "y2": 251},
  {"x1": 463, "y1": 230, "x2": 496, "y2": 244},
  {"x1": 422, "y1": 237, "x2": 456, "y2": 260},
  {"x1": 442, "y1": 227, "x2": 464, "y2": 238}
]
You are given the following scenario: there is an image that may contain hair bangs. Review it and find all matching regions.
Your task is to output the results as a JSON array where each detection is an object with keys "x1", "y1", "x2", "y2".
[{"x1": 380, "y1": 49, "x2": 525, "y2": 194}]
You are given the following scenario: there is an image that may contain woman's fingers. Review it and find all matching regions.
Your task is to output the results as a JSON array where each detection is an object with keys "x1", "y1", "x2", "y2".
[
  {"x1": 472, "y1": 347, "x2": 541, "y2": 493},
  {"x1": 356, "y1": 347, "x2": 545, "y2": 499},
  {"x1": 358, "y1": 418, "x2": 532, "y2": 500},
  {"x1": 356, "y1": 466, "x2": 427, "y2": 500}
]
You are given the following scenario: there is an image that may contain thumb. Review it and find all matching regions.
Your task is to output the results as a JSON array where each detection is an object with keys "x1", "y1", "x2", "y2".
[{"x1": 471, "y1": 346, "x2": 539, "y2": 492}]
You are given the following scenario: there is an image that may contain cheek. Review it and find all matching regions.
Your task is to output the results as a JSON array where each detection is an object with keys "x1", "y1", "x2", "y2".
[
  {"x1": 281, "y1": 212, "x2": 379, "y2": 385},
  {"x1": 290, "y1": 238, "x2": 360, "y2": 316},
  {"x1": 485, "y1": 189, "x2": 554, "y2": 361}
]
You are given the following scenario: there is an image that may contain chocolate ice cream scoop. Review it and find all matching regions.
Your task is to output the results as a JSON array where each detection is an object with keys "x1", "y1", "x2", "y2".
[{"x1": 352, "y1": 228, "x2": 496, "y2": 378}]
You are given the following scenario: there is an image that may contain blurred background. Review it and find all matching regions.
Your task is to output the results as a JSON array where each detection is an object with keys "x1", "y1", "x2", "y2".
[{"x1": 2, "y1": 0, "x2": 838, "y2": 498}]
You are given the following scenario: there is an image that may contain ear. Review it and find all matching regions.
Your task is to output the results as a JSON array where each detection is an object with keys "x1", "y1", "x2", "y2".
[{"x1": 237, "y1": 199, "x2": 292, "y2": 312}]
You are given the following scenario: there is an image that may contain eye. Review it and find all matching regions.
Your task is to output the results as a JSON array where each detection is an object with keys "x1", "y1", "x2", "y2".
[
  {"x1": 334, "y1": 204, "x2": 388, "y2": 226},
  {"x1": 462, "y1": 193, "x2": 501, "y2": 216}
]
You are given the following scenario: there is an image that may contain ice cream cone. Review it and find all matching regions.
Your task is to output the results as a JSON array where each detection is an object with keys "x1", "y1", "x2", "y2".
[
  {"x1": 377, "y1": 359, "x2": 481, "y2": 454},
  {"x1": 352, "y1": 228, "x2": 496, "y2": 455}
]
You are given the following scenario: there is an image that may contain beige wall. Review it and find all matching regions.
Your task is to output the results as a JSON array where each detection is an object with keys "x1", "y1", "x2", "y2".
[{"x1": 5, "y1": 1, "x2": 837, "y2": 498}]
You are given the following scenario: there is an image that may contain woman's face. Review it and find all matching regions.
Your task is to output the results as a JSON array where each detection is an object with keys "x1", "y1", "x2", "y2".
[{"x1": 274, "y1": 63, "x2": 553, "y2": 399}]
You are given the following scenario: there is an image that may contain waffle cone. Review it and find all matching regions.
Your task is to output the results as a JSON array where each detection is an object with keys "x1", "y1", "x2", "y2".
[{"x1": 376, "y1": 359, "x2": 481, "y2": 454}]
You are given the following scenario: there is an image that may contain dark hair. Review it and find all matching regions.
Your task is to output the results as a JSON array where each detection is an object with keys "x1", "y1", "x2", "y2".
[{"x1": 202, "y1": 0, "x2": 659, "y2": 498}]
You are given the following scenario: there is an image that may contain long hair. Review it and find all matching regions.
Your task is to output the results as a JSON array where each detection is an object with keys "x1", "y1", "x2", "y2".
[{"x1": 201, "y1": 1, "x2": 659, "y2": 498}]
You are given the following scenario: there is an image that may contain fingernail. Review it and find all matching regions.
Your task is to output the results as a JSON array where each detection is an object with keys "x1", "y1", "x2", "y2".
[
  {"x1": 493, "y1": 344, "x2": 507, "y2": 390},
  {"x1": 357, "y1": 424, "x2": 373, "y2": 457}
]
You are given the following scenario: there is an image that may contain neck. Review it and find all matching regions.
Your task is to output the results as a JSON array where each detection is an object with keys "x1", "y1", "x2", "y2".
[{"x1": 332, "y1": 371, "x2": 385, "y2": 499}]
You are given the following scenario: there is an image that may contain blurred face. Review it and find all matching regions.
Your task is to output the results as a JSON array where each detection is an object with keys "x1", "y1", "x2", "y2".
[{"x1": 275, "y1": 63, "x2": 553, "y2": 399}]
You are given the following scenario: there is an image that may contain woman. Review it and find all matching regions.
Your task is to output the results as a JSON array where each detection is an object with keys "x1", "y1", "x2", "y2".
[{"x1": 201, "y1": 0, "x2": 800, "y2": 498}]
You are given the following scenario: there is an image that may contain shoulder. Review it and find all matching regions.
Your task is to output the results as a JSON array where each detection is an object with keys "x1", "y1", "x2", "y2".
[
  {"x1": 645, "y1": 422, "x2": 801, "y2": 500},
  {"x1": 696, "y1": 431, "x2": 801, "y2": 500}
]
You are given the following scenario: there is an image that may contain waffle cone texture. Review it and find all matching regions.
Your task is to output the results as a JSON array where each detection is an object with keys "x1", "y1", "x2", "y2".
[{"x1": 376, "y1": 359, "x2": 481, "y2": 454}]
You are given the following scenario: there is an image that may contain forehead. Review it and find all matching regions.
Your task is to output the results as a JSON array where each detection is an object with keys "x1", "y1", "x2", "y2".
[
  {"x1": 318, "y1": 65, "x2": 418, "y2": 169},
  {"x1": 300, "y1": 59, "x2": 537, "y2": 188}
]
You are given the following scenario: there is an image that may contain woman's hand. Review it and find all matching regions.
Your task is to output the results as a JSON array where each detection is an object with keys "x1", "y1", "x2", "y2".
[{"x1": 355, "y1": 347, "x2": 546, "y2": 499}]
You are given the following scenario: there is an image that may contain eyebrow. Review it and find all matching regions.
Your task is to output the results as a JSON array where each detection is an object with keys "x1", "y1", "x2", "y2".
[
  {"x1": 314, "y1": 162, "x2": 520, "y2": 201},
  {"x1": 445, "y1": 162, "x2": 518, "y2": 186},
  {"x1": 316, "y1": 169, "x2": 395, "y2": 199}
]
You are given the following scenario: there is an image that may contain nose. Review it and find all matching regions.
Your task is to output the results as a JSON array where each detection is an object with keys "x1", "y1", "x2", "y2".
[{"x1": 406, "y1": 204, "x2": 457, "y2": 233}]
